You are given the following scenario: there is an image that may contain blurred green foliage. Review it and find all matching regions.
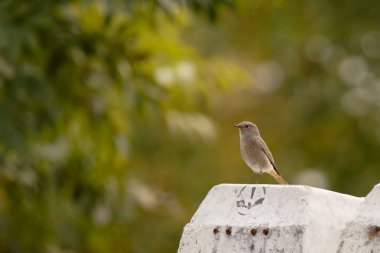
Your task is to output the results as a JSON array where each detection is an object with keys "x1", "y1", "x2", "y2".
[{"x1": 1, "y1": 0, "x2": 380, "y2": 252}]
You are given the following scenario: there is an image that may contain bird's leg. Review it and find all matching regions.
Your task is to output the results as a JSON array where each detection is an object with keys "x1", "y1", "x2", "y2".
[
  {"x1": 247, "y1": 174, "x2": 256, "y2": 184},
  {"x1": 247, "y1": 173, "x2": 260, "y2": 184},
  {"x1": 254, "y1": 170, "x2": 263, "y2": 184}
]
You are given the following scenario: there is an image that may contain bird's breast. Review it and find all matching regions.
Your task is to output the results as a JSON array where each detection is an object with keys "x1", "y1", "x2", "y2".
[{"x1": 239, "y1": 135, "x2": 271, "y2": 173}]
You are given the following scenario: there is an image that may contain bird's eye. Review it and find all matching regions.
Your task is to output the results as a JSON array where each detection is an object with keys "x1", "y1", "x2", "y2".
[{"x1": 245, "y1": 124, "x2": 249, "y2": 128}]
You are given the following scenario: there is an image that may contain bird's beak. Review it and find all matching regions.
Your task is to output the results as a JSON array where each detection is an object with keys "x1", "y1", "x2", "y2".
[{"x1": 234, "y1": 124, "x2": 240, "y2": 128}]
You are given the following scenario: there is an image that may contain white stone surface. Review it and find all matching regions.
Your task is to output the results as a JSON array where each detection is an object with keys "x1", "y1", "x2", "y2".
[
  {"x1": 337, "y1": 183, "x2": 380, "y2": 253},
  {"x1": 178, "y1": 184, "x2": 362, "y2": 253}
]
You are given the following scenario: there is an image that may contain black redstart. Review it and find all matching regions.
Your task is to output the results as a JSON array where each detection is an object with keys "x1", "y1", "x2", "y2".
[{"x1": 235, "y1": 121, "x2": 288, "y2": 184}]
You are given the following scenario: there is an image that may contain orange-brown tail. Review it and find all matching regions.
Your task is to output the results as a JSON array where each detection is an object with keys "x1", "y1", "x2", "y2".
[{"x1": 268, "y1": 170, "x2": 288, "y2": 185}]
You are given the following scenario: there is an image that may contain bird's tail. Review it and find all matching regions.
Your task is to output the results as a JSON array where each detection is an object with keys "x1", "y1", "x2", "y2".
[{"x1": 268, "y1": 170, "x2": 288, "y2": 185}]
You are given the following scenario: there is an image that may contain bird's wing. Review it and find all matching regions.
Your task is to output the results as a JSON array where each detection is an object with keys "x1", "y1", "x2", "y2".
[{"x1": 258, "y1": 138, "x2": 281, "y2": 175}]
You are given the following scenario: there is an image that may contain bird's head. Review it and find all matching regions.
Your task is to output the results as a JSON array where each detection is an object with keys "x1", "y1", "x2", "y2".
[{"x1": 234, "y1": 121, "x2": 260, "y2": 135}]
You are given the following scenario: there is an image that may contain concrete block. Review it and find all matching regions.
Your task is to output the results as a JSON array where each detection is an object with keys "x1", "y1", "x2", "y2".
[
  {"x1": 337, "y1": 183, "x2": 380, "y2": 253},
  {"x1": 178, "y1": 184, "x2": 362, "y2": 253}
]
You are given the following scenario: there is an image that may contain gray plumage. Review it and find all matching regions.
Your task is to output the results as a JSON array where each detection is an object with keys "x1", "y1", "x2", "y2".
[{"x1": 235, "y1": 121, "x2": 288, "y2": 184}]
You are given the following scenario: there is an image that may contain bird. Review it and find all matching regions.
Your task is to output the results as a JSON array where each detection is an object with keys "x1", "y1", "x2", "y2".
[{"x1": 235, "y1": 121, "x2": 288, "y2": 185}]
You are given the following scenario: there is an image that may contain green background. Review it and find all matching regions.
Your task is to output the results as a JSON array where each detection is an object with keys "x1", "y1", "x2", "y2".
[{"x1": 1, "y1": 0, "x2": 380, "y2": 252}]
